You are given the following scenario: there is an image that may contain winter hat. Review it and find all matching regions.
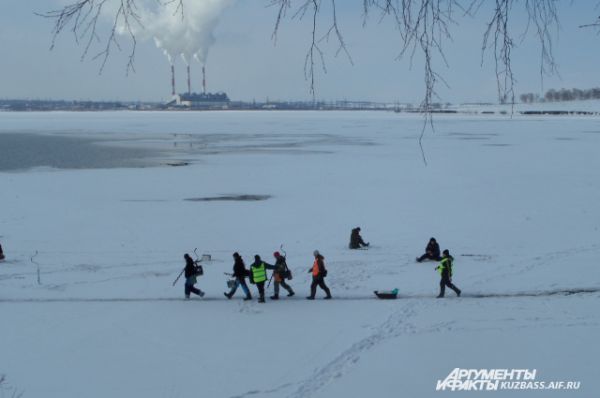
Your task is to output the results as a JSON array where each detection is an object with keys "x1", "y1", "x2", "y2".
[
  {"x1": 273, "y1": 251, "x2": 281, "y2": 258},
  {"x1": 233, "y1": 252, "x2": 240, "y2": 258},
  {"x1": 443, "y1": 249, "x2": 450, "y2": 256},
  {"x1": 313, "y1": 250, "x2": 320, "y2": 257},
  {"x1": 254, "y1": 254, "x2": 261, "y2": 262}
]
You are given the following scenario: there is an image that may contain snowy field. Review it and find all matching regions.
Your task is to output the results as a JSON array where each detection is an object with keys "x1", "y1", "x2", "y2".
[{"x1": 0, "y1": 111, "x2": 599, "y2": 398}]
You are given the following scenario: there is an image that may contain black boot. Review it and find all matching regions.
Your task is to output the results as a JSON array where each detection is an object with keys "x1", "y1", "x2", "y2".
[
  {"x1": 270, "y1": 295, "x2": 279, "y2": 300},
  {"x1": 244, "y1": 295, "x2": 252, "y2": 301},
  {"x1": 224, "y1": 292, "x2": 232, "y2": 299},
  {"x1": 287, "y1": 291, "x2": 295, "y2": 297}
]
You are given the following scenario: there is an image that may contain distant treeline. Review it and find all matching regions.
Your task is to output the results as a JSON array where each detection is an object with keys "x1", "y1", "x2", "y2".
[{"x1": 520, "y1": 87, "x2": 600, "y2": 103}]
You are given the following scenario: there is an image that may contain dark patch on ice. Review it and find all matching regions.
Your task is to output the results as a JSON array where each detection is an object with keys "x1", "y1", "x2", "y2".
[
  {"x1": 463, "y1": 288, "x2": 600, "y2": 299},
  {"x1": 483, "y1": 143, "x2": 511, "y2": 147},
  {"x1": 164, "y1": 161, "x2": 190, "y2": 167},
  {"x1": 229, "y1": 382, "x2": 294, "y2": 398},
  {"x1": 122, "y1": 199, "x2": 169, "y2": 203},
  {"x1": 521, "y1": 110, "x2": 597, "y2": 116},
  {"x1": 447, "y1": 132, "x2": 499, "y2": 137},
  {"x1": 202, "y1": 148, "x2": 334, "y2": 155},
  {"x1": 0, "y1": 132, "x2": 159, "y2": 171},
  {"x1": 184, "y1": 195, "x2": 272, "y2": 202},
  {"x1": 456, "y1": 137, "x2": 491, "y2": 141}
]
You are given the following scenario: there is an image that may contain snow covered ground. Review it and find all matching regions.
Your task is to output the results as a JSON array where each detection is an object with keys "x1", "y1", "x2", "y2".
[{"x1": 0, "y1": 111, "x2": 599, "y2": 397}]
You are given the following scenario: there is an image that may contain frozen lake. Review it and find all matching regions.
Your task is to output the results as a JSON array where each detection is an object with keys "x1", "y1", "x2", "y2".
[
  {"x1": 0, "y1": 132, "x2": 159, "y2": 171},
  {"x1": 0, "y1": 111, "x2": 598, "y2": 398}
]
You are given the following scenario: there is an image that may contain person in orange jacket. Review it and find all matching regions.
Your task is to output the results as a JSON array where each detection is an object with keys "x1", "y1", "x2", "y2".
[{"x1": 306, "y1": 250, "x2": 332, "y2": 300}]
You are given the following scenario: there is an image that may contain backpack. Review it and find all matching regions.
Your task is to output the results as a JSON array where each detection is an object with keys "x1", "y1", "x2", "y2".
[
  {"x1": 284, "y1": 269, "x2": 293, "y2": 280},
  {"x1": 281, "y1": 257, "x2": 293, "y2": 280}
]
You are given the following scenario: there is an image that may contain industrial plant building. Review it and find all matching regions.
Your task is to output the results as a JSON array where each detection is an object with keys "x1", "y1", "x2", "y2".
[
  {"x1": 164, "y1": 64, "x2": 230, "y2": 109},
  {"x1": 168, "y1": 92, "x2": 230, "y2": 109}
]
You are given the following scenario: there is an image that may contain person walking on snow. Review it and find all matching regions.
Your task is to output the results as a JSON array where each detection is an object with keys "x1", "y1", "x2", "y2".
[
  {"x1": 307, "y1": 250, "x2": 332, "y2": 300},
  {"x1": 0, "y1": 243, "x2": 4, "y2": 261},
  {"x1": 184, "y1": 253, "x2": 205, "y2": 299},
  {"x1": 435, "y1": 249, "x2": 461, "y2": 298},
  {"x1": 270, "y1": 251, "x2": 295, "y2": 300},
  {"x1": 417, "y1": 237, "x2": 441, "y2": 262},
  {"x1": 224, "y1": 252, "x2": 252, "y2": 301},
  {"x1": 349, "y1": 227, "x2": 369, "y2": 249},
  {"x1": 249, "y1": 255, "x2": 276, "y2": 303}
]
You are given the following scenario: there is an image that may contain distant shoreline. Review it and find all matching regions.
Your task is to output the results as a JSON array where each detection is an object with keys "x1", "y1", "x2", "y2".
[{"x1": 2, "y1": 99, "x2": 599, "y2": 115}]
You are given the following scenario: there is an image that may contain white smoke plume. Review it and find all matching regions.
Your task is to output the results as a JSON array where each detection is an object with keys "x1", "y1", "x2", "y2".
[{"x1": 122, "y1": 0, "x2": 233, "y2": 67}]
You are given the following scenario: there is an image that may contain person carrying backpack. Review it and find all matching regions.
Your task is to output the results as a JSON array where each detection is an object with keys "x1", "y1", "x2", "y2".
[
  {"x1": 270, "y1": 251, "x2": 294, "y2": 300},
  {"x1": 307, "y1": 250, "x2": 332, "y2": 300},
  {"x1": 184, "y1": 253, "x2": 205, "y2": 299}
]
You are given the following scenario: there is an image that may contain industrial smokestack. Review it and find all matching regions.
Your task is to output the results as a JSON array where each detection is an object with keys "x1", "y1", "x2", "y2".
[
  {"x1": 202, "y1": 66, "x2": 206, "y2": 94},
  {"x1": 171, "y1": 64, "x2": 176, "y2": 96},
  {"x1": 187, "y1": 65, "x2": 191, "y2": 95}
]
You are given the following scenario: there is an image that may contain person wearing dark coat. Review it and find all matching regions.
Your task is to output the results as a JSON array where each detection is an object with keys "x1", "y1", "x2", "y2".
[
  {"x1": 184, "y1": 253, "x2": 204, "y2": 299},
  {"x1": 417, "y1": 237, "x2": 442, "y2": 262},
  {"x1": 249, "y1": 255, "x2": 276, "y2": 303},
  {"x1": 349, "y1": 227, "x2": 369, "y2": 249},
  {"x1": 0, "y1": 243, "x2": 4, "y2": 261},
  {"x1": 435, "y1": 249, "x2": 461, "y2": 298},
  {"x1": 307, "y1": 250, "x2": 332, "y2": 300},
  {"x1": 270, "y1": 251, "x2": 295, "y2": 300},
  {"x1": 224, "y1": 252, "x2": 252, "y2": 300}
]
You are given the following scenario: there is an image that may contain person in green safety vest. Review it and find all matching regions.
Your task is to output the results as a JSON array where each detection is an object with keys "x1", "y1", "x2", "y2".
[
  {"x1": 249, "y1": 255, "x2": 276, "y2": 303},
  {"x1": 435, "y1": 249, "x2": 461, "y2": 298}
]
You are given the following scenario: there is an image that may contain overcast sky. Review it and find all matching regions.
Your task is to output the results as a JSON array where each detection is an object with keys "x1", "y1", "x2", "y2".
[{"x1": 0, "y1": 1, "x2": 598, "y2": 103}]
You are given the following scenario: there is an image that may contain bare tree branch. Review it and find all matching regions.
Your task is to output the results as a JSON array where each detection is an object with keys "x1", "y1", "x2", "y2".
[
  {"x1": 482, "y1": 0, "x2": 515, "y2": 106},
  {"x1": 525, "y1": 0, "x2": 559, "y2": 89},
  {"x1": 38, "y1": 0, "x2": 183, "y2": 74},
  {"x1": 321, "y1": 0, "x2": 354, "y2": 65},
  {"x1": 580, "y1": 16, "x2": 600, "y2": 32},
  {"x1": 305, "y1": 0, "x2": 325, "y2": 100}
]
